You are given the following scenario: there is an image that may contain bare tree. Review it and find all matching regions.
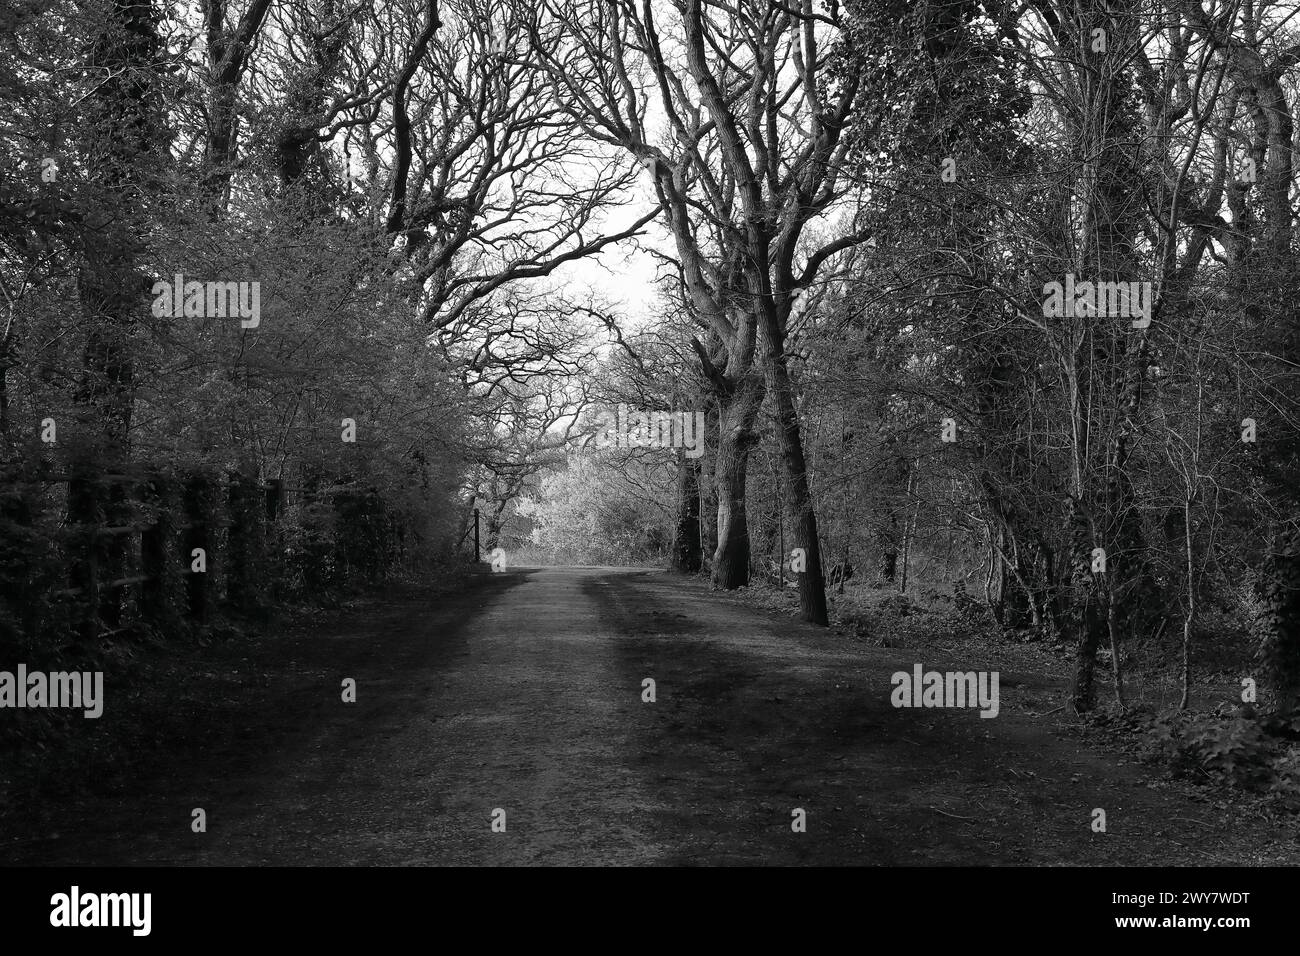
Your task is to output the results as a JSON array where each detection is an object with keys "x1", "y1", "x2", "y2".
[{"x1": 522, "y1": 0, "x2": 871, "y2": 622}]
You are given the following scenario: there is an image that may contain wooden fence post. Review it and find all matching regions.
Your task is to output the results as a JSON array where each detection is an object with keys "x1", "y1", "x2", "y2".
[
  {"x1": 140, "y1": 470, "x2": 176, "y2": 626},
  {"x1": 99, "y1": 476, "x2": 128, "y2": 631},
  {"x1": 265, "y1": 478, "x2": 284, "y2": 523},
  {"x1": 0, "y1": 471, "x2": 36, "y2": 646},
  {"x1": 226, "y1": 465, "x2": 267, "y2": 614},
  {"x1": 183, "y1": 470, "x2": 211, "y2": 624},
  {"x1": 300, "y1": 469, "x2": 331, "y2": 594},
  {"x1": 66, "y1": 468, "x2": 100, "y2": 642}
]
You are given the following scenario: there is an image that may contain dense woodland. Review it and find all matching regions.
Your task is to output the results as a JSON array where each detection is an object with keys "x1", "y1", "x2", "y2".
[{"x1": 3, "y1": 0, "x2": 1300, "y2": 793}]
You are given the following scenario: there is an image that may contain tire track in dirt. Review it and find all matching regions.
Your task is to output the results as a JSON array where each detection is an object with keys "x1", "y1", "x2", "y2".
[
  {"x1": 4, "y1": 567, "x2": 1294, "y2": 865},
  {"x1": 591, "y1": 571, "x2": 1298, "y2": 865}
]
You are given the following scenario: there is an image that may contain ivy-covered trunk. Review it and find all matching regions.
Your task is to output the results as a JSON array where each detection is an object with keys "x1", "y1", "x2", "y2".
[{"x1": 1259, "y1": 525, "x2": 1300, "y2": 716}]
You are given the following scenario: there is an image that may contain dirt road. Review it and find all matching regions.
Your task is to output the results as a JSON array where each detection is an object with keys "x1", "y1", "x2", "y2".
[{"x1": 5, "y1": 567, "x2": 1294, "y2": 865}]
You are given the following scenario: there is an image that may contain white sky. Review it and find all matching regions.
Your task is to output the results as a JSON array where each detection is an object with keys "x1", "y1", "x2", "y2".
[{"x1": 550, "y1": 172, "x2": 670, "y2": 333}]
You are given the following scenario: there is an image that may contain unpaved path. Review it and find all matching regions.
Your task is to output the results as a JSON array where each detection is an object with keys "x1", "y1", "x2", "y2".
[{"x1": 3, "y1": 567, "x2": 1294, "y2": 865}]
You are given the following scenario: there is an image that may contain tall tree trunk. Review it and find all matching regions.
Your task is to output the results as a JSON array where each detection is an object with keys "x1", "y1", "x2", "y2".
[
  {"x1": 762, "y1": 314, "x2": 828, "y2": 624},
  {"x1": 711, "y1": 376, "x2": 761, "y2": 589},
  {"x1": 1246, "y1": 48, "x2": 1299, "y2": 715},
  {"x1": 1060, "y1": 0, "x2": 1147, "y2": 711},
  {"x1": 75, "y1": 0, "x2": 165, "y2": 455},
  {"x1": 670, "y1": 451, "x2": 702, "y2": 572},
  {"x1": 1067, "y1": 497, "x2": 1107, "y2": 712},
  {"x1": 699, "y1": 401, "x2": 719, "y2": 568},
  {"x1": 200, "y1": 0, "x2": 274, "y2": 212},
  {"x1": 1071, "y1": 596, "x2": 1106, "y2": 713}
]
